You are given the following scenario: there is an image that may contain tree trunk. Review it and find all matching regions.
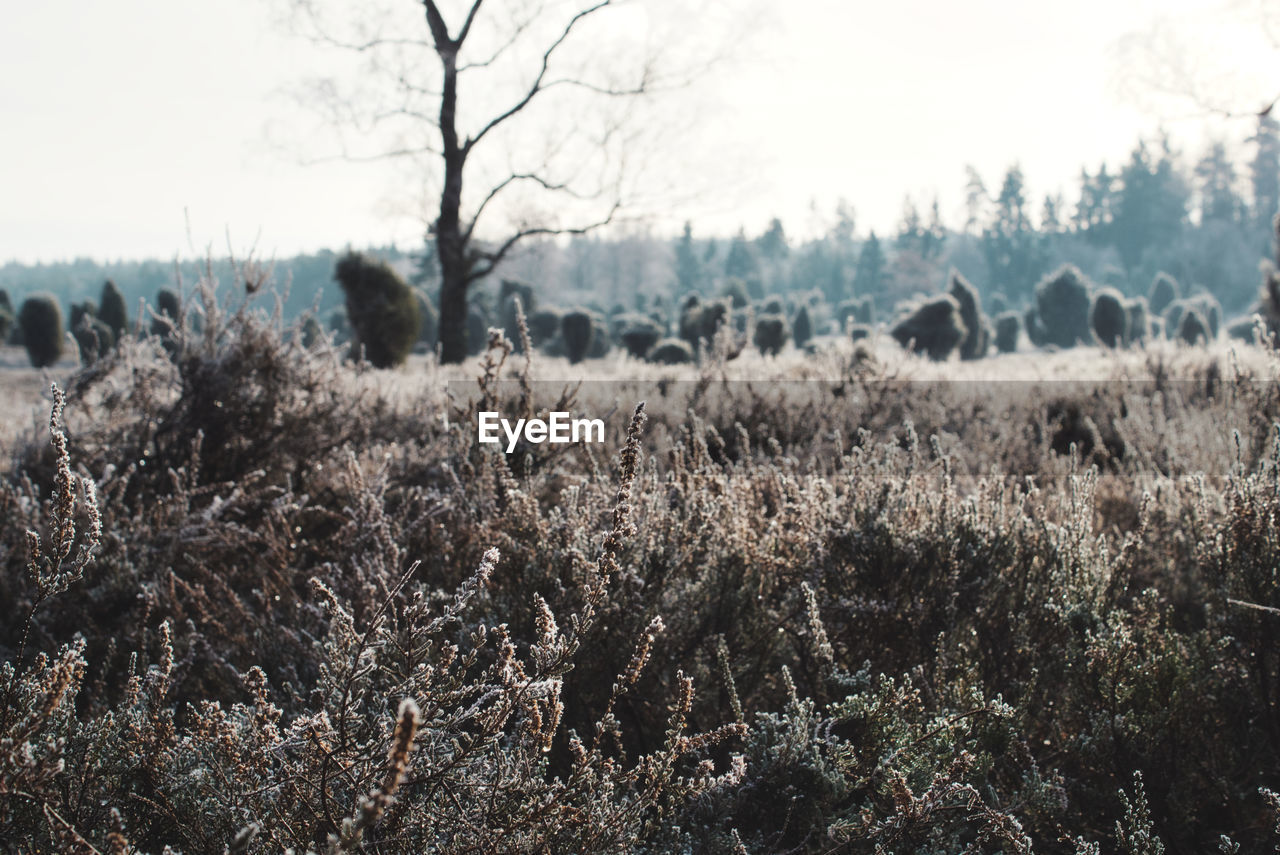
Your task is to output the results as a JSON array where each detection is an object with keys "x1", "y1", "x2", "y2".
[{"x1": 433, "y1": 31, "x2": 470, "y2": 364}]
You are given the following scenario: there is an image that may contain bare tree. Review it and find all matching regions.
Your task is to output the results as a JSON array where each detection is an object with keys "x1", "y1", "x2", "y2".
[
  {"x1": 1112, "y1": 1, "x2": 1279, "y2": 122},
  {"x1": 279, "y1": 0, "x2": 739, "y2": 363}
]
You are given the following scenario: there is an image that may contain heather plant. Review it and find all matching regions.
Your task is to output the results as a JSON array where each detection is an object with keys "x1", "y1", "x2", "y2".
[
  {"x1": 99, "y1": 278, "x2": 128, "y2": 340},
  {"x1": 5, "y1": 265, "x2": 1280, "y2": 852},
  {"x1": 17, "y1": 292, "x2": 65, "y2": 367},
  {"x1": 334, "y1": 251, "x2": 421, "y2": 368},
  {"x1": 949, "y1": 270, "x2": 991, "y2": 359},
  {"x1": 1033, "y1": 264, "x2": 1094, "y2": 348},
  {"x1": 995, "y1": 310, "x2": 1021, "y2": 352},
  {"x1": 1091, "y1": 287, "x2": 1129, "y2": 348},
  {"x1": 890, "y1": 294, "x2": 967, "y2": 360}
]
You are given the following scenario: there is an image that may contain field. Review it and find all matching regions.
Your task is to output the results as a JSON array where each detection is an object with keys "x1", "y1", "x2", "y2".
[{"x1": 3, "y1": 288, "x2": 1280, "y2": 854}]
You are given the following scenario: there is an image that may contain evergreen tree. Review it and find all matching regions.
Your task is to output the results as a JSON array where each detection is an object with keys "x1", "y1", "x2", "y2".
[
  {"x1": 963, "y1": 165, "x2": 989, "y2": 236},
  {"x1": 852, "y1": 231, "x2": 888, "y2": 298},
  {"x1": 1194, "y1": 140, "x2": 1244, "y2": 224},
  {"x1": 724, "y1": 229, "x2": 759, "y2": 282},
  {"x1": 1112, "y1": 138, "x2": 1189, "y2": 271},
  {"x1": 1250, "y1": 113, "x2": 1280, "y2": 236},
  {"x1": 674, "y1": 222, "x2": 704, "y2": 296},
  {"x1": 755, "y1": 217, "x2": 789, "y2": 261},
  {"x1": 982, "y1": 165, "x2": 1046, "y2": 298}
]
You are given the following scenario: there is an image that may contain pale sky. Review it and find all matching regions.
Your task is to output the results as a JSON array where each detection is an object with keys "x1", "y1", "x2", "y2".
[{"x1": 1, "y1": 0, "x2": 1276, "y2": 264}]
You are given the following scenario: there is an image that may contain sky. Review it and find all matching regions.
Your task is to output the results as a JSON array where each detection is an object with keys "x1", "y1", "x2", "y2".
[{"x1": 1, "y1": 0, "x2": 1277, "y2": 264}]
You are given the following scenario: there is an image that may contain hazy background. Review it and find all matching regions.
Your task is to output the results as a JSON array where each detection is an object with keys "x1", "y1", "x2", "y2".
[{"x1": 2, "y1": 0, "x2": 1275, "y2": 264}]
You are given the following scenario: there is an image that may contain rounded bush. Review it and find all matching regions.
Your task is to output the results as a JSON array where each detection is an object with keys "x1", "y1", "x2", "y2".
[
  {"x1": 1149, "y1": 272, "x2": 1180, "y2": 316},
  {"x1": 561, "y1": 310, "x2": 594, "y2": 364},
  {"x1": 618, "y1": 316, "x2": 664, "y2": 358},
  {"x1": 646, "y1": 337, "x2": 694, "y2": 364},
  {"x1": 890, "y1": 295, "x2": 967, "y2": 361},
  {"x1": 791, "y1": 305, "x2": 813, "y2": 349},
  {"x1": 18, "y1": 293, "x2": 65, "y2": 368},
  {"x1": 1034, "y1": 265, "x2": 1094, "y2": 348},
  {"x1": 753, "y1": 313, "x2": 790, "y2": 356},
  {"x1": 73, "y1": 316, "x2": 114, "y2": 365},
  {"x1": 1090, "y1": 287, "x2": 1128, "y2": 348},
  {"x1": 949, "y1": 271, "x2": 990, "y2": 360},
  {"x1": 995, "y1": 312, "x2": 1020, "y2": 353},
  {"x1": 1125, "y1": 297, "x2": 1149, "y2": 343},
  {"x1": 334, "y1": 252, "x2": 422, "y2": 368},
  {"x1": 99, "y1": 279, "x2": 128, "y2": 340},
  {"x1": 1177, "y1": 307, "x2": 1210, "y2": 345}
]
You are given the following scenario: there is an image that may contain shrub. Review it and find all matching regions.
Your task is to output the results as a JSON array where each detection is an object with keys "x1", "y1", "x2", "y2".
[
  {"x1": 467, "y1": 305, "x2": 489, "y2": 356},
  {"x1": 300, "y1": 315, "x2": 324, "y2": 348},
  {"x1": 995, "y1": 311, "x2": 1021, "y2": 353},
  {"x1": 1126, "y1": 296, "x2": 1149, "y2": 343},
  {"x1": 1091, "y1": 287, "x2": 1128, "y2": 348},
  {"x1": 680, "y1": 299, "x2": 730, "y2": 349},
  {"x1": 618, "y1": 315, "x2": 664, "y2": 358},
  {"x1": 721, "y1": 278, "x2": 750, "y2": 309},
  {"x1": 949, "y1": 270, "x2": 990, "y2": 360},
  {"x1": 1024, "y1": 304, "x2": 1046, "y2": 347},
  {"x1": 99, "y1": 279, "x2": 128, "y2": 339},
  {"x1": 562, "y1": 309, "x2": 594, "y2": 363},
  {"x1": 1034, "y1": 264, "x2": 1094, "y2": 348},
  {"x1": 754, "y1": 313, "x2": 790, "y2": 356},
  {"x1": 72, "y1": 315, "x2": 114, "y2": 364},
  {"x1": 849, "y1": 323, "x2": 872, "y2": 342},
  {"x1": 416, "y1": 289, "x2": 440, "y2": 351},
  {"x1": 334, "y1": 251, "x2": 422, "y2": 368},
  {"x1": 528, "y1": 308, "x2": 564, "y2": 347},
  {"x1": 791, "y1": 305, "x2": 813, "y2": 349},
  {"x1": 588, "y1": 313, "x2": 612, "y2": 358},
  {"x1": 1177, "y1": 306, "x2": 1209, "y2": 344},
  {"x1": 988, "y1": 291, "x2": 1009, "y2": 316},
  {"x1": 1188, "y1": 293, "x2": 1221, "y2": 339},
  {"x1": 1149, "y1": 271, "x2": 1180, "y2": 316},
  {"x1": 761, "y1": 296, "x2": 785, "y2": 315},
  {"x1": 18, "y1": 292, "x2": 64, "y2": 367},
  {"x1": 890, "y1": 294, "x2": 967, "y2": 361},
  {"x1": 646, "y1": 337, "x2": 694, "y2": 364},
  {"x1": 69, "y1": 300, "x2": 97, "y2": 332},
  {"x1": 837, "y1": 297, "x2": 874, "y2": 330},
  {"x1": 499, "y1": 279, "x2": 536, "y2": 317},
  {"x1": 1227, "y1": 315, "x2": 1260, "y2": 343}
]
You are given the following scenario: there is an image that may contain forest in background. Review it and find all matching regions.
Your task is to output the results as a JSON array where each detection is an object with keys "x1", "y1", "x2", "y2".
[{"x1": 3, "y1": 116, "x2": 1278, "y2": 327}]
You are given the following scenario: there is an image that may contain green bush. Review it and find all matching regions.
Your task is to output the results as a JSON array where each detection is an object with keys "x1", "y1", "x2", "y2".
[
  {"x1": 890, "y1": 294, "x2": 967, "y2": 360},
  {"x1": 1033, "y1": 264, "x2": 1094, "y2": 348},
  {"x1": 1091, "y1": 287, "x2": 1128, "y2": 348},
  {"x1": 618, "y1": 315, "x2": 664, "y2": 358},
  {"x1": 18, "y1": 292, "x2": 65, "y2": 367},
  {"x1": 334, "y1": 252, "x2": 422, "y2": 368},
  {"x1": 99, "y1": 279, "x2": 128, "y2": 340},
  {"x1": 949, "y1": 270, "x2": 990, "y2": 360},
  {"x1": 791, "y1": 305, "x2": 813, "y2": 349},
  {"x1": 1126, "y1": 296, "x2": 1149, "y2": 343},
  {"x1": 646, "y1": 337, "x2": 694, "y2": 364},
  {"x1": 562, "y1": 309, "x2": 594, "y2": 363},
  {"x1": 753, "y1": 313, "x2": 790, "y2": 356},
  {"x1": 995, "y1": 311, "x2": 1021, "y2": 353},
  {"x1": 1177, "y1": 306, "x2": 1210, "y2": 344},
  {"x1": 72, "y1": 314, "x2": 114, "y2": 364},
  {"x1": 1149, "y1": 271, "x2": 1180, "y2": 316}
]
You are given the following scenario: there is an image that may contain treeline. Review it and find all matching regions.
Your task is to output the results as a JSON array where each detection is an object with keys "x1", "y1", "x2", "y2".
[{"x1": 3, "y1": 118, "x2": 1276, "y2": 330}]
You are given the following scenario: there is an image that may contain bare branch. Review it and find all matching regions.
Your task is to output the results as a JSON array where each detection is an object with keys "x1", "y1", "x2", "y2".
[
  {"x1": 465, "y1": 201, "x2": 622, "y2": 283},
  {"x1": 455, "y1": 0, "x2": 486, "y2": 46},
  {"x1": 464, "y1": 0, "x2": 615, "y2": 154},
  {"x1": 457, "y1": 11, "x2": 539, "y2": 72},
  {"x1": 464, "y1": 172, "x2": 596, "y2": 243}
]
